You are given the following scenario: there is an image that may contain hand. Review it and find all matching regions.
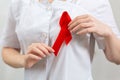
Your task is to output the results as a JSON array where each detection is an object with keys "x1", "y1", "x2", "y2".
[
  {"x1": 68, "y1": 14, "x2": 113, "y2": 38},
  {"x1": 23, "y1": 43, "x2": 54, "y2": 68}
]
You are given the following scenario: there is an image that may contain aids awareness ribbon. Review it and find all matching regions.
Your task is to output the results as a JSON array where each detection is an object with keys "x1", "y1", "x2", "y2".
[{"x1": 52, "y1": 11, "x2": 72, "y2": 56}]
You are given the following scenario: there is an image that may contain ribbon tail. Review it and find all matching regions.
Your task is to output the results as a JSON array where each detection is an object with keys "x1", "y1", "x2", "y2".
[
  {"x1": 52, "y1": 11, "x2": 72, "y2": 56},
  {"x1": 65, "y1": 35, "x2": 72, "y2": 45},
  {"x1": 65, "y1": 28, "x2": 72, "y2": 45},
  {"x1": 52, "y1": 30, "x2": 65, "y2": 56}
]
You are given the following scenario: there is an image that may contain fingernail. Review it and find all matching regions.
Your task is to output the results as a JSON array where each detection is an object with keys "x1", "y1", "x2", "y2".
[
  {"x1": 37, "y1": 57, "x2": 42, "y2": 60},
  {"x1": 68, "y1": 22, "x2": 70, "y2": 25},
  {"x1": 52, "y1": 49, "x2": 55, "y2": 52},
  {"x1": 39, "y1": 57, "x2": 42, "y2": 60},
  {"x1": 68, "y1": 27, "x2": 71, "y2": 30},
  {"x1": 70, "y1": 30, "x2": 73, "y2": 32},
  {"x1": 68, "y1": 21, "x2": 72, "y2": 25},
  {"x1": 43, "y1": 55, "x2": 46, "y2": 57}
]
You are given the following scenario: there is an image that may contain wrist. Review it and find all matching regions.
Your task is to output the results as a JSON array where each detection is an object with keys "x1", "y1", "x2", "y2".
[
  {"x1": 19, "y1": 55, "x2": 27, "y2": 68},
  {"x1": 104, "y1": 32, "x2": 118, "y2": 45},
  {"x1": 104, "y1": 30, "x2": 116, "y2": 40}
]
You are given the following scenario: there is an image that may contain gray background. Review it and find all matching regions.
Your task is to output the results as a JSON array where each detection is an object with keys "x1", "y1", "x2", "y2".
[{"x1": 0, "y1": 0, "x2": 120, "y2": 80}]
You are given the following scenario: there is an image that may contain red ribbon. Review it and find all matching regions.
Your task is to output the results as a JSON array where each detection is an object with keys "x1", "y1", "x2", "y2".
[{"x1": 52, "y1": 11, "x2": 72, "y2": 56}]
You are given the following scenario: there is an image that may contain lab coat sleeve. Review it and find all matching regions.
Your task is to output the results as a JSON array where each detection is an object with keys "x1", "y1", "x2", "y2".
[
  {"x1": 94, "y1": 0, "x2": 120, "y2": 49},
  {"x1": 0, "y1": 0, "x2": 21, "y2": 49}
]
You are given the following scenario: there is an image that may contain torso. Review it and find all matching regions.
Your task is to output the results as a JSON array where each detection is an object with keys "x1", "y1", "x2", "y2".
[{"x1": 13, "y1": 0, "x2": 105, "y2": 80}]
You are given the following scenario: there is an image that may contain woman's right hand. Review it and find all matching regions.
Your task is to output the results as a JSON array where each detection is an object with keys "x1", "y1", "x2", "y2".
[{"x1": 23, "y1": 43, "x2": 54, "y2": 68}]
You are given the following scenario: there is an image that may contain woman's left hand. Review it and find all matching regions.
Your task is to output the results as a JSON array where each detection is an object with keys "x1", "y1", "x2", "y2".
[{"x1": 68, "y1": 14, "x2": 113, "y2": 38}]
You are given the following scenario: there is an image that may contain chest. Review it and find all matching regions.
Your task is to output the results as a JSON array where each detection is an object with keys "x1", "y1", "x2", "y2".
[{"x1": 15, "y1": 0, "x2": 100, "y2": 46}]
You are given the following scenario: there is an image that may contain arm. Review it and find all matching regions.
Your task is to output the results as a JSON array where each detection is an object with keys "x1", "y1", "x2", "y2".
[
  {"x1": 68, "y1": 15, "x2": 120, "y2": 64},
  {"x1": 104, "y1": 32, "x2": 120, "y2": 64},
  {"x1": 2, "y1": 47, "x2": 25, "y2": 68},
  {"x1": 2, "y1": 43, "x2": 54, "y2": 68},
  {"x1": 1, "y1": 0, "x2": 54, "y2": 68},
  {"x1": 68, "y1": 0, "x2": 120, "y2": 64}
]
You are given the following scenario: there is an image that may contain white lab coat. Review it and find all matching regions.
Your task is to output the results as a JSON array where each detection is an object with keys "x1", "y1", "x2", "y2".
[{"x1": 1, "y1": 0, "x2": 120, "y2": 80}]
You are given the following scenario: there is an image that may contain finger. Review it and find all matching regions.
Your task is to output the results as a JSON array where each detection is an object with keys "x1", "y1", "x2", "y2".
[
  {"x1": 68, "y1": 14, "x2": 89, "y2": 26},
  {"x1": 68, "y1": 20, "x2": 79, "y2": 30},
  {"x1": 37, "y1": 45, "x2": 51, "y2": 56},
  {"x1": 71, "y1": 22, "x2": 93, "y2": 33},
  {"x1": 77, "y1": 27, "x2": 95, "y2": 35},
  {"x1": 25, "y1": 54, "x2": 41, "y2": 68},
  {"x1": 28, "y1": 53, "x2": 42, "y2": 60},
  {"x1": 31, "y1": 47, "x2": 46, "y2": 58},
  {"x1": 41, "y1": 43, "x2": 55, "y2": 53},
  {"x1": 68, "y1": 17, "x2": 91, "y2": 30}
]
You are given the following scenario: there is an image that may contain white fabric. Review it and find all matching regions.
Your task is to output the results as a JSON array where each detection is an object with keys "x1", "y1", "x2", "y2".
[{"x1": 1, "y1": 0, "x2": 120, "y2": 80}]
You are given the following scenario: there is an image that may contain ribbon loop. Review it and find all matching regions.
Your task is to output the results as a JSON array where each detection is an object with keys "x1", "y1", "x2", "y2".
[{"x1": 52, "y1": 11, "x2": 72, "y2": 56}]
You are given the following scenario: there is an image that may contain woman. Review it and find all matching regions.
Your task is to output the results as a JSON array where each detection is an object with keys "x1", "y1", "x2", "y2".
[{"x1": 1, "y1": 0, "x2": 120, "y2": 80}]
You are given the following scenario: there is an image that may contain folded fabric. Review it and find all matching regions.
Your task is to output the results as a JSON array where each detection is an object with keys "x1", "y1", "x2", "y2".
[{"x1": 52, "y1": 11, "x2": 72, "y2": 56}]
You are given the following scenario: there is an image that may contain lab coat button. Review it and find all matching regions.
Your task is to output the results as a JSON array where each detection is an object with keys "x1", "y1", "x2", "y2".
[
  {"x1": 40, "y1": 32, "x2": 48, "y2": 42},
  {"x1": 42, "y1": 32, "x2": 47, "y2": 39},
  {"x1": 47, "y1": 6, "x2": 52, "y2": 11}
]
